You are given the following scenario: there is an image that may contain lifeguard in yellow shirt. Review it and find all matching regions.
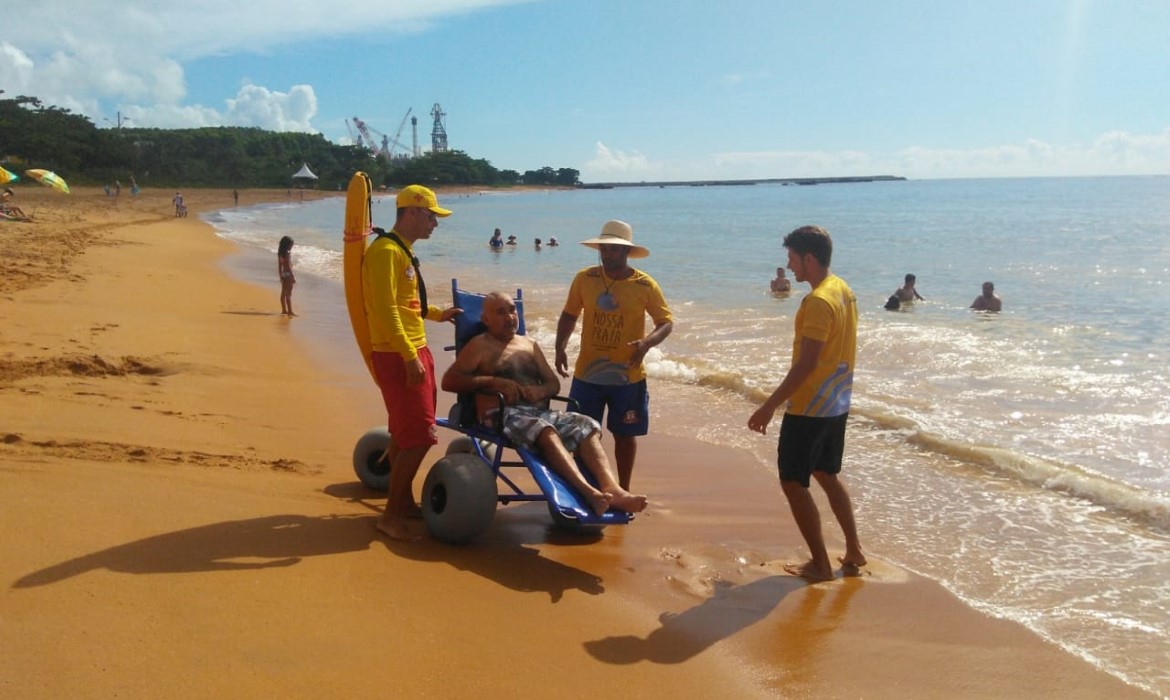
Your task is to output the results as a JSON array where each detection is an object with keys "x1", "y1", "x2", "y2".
[
  {"x1": 363, "y1": 185, "x2": 462, "y2": 541},
  {"x1": 747, "y1": 225, "x2": 866, "y2": 582}
]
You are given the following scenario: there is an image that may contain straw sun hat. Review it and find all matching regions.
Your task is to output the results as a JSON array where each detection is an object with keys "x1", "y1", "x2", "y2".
[{"x1": 579, "y1": 220, "x2": 649, "y2": 258}]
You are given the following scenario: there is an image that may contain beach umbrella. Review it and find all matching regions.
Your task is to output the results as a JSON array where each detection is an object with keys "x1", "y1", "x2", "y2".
[
  {"x1": 25, "y1": 169, "x2": 71, "y2": 194},
  {"x1": 0, "y1": 166, "x2": 18, "y2": 185}
]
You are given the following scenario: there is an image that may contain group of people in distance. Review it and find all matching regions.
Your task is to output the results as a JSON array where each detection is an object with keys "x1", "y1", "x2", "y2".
[
  {"x1": 489, "y1": 227, "x2": 558, "y2": 250},
  {"x1": 778, "y1": 268, "x2": 1002, "y2": 313},
  {"x1": 881, "y1": 273, "x2": 1001, "y2": 312},
  {"x1": 361, "y1": 184, "x2": 866, "y2": 582}
]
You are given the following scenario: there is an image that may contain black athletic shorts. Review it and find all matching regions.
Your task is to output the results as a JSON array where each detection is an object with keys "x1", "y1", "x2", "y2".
[{"x1": 777, "y1": 413, "x2": 849, "y2": 487}]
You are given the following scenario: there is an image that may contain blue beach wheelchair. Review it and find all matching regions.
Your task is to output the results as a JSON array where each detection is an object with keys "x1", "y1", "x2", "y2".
[{"x1": 351, "y1": 279, "x2": 634, "y2": 544}]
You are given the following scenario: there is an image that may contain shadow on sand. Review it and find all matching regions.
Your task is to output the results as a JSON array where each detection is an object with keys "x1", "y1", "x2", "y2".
[
  {"x1": 583, "y1": 573, "x2": 862, "y2": 665},
  {"x1": 12, "y1": 513, "x2": 376, "y2": 588},
  {"x1": 325, "y1": 480, "x2": 607, "y2": 603}
]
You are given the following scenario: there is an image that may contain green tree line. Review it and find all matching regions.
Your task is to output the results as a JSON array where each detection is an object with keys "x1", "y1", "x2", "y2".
[{"x1": 0, "y1": 94, "x2": 580, "y2": 190}]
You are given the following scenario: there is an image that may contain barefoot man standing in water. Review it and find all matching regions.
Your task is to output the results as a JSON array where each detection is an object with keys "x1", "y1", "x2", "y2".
[{"x1": 747, "y1": 225, "x2": 866, "y2": 581}]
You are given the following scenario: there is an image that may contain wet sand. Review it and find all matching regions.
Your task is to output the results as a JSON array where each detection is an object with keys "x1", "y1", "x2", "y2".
[{"x1": 0, "y1": 185, "x2": 1150, "y2": 698}]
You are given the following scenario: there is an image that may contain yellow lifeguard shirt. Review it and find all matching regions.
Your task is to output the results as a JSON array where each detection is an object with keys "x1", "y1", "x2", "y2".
[
  {"x1": 563, "y1": 266, "x2": 672, "y2": 385},
  {"x1": 362, "y1": 233, "x2": 438, "y2": 361},
  {"x1": 789, "y1": 274, "x2": 857, "y2": 417}
]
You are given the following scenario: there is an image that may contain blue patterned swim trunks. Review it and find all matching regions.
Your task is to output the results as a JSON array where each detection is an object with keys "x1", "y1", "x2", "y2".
[{"x1": 488, "y1": 404, "x2": 601, "y2": 452}]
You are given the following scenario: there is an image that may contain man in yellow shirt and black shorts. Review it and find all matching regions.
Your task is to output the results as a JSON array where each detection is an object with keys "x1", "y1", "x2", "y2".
[{"x1": 747, "y1": 225, "x2": 866, "y2": 581}]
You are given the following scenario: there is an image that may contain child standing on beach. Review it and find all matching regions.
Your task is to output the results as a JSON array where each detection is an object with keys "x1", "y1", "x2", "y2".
[{"x1": 278, "y1": 236, "x2": 296, "y2": 316}]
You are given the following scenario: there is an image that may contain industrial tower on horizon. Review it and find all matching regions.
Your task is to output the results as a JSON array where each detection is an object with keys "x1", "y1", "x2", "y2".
[{"x1": 430, "y1": 103, "x2": 448, "y2": 154}]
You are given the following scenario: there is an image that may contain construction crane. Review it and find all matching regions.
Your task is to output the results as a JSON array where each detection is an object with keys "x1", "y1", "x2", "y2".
[
  {"x1": 352, "y1": 112, "x2": 414, "y2": 161},
  {"x1": 386, "y1": 108, "x2": 412, "y2": 160},
  {"x1": 430, "y1": 103, "x2": 448, "y2": 153},
  {"x1": 351, "y1": 116, "x2": 383, "y2": 157},
  {"x1": 344, "y1": 118, "x2": 360, "y2": 147}
]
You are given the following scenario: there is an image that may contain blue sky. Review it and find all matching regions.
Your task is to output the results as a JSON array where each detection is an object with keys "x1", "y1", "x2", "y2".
[{"x1": 4, "y1": 0, "x2": 1169, "y2": 181}]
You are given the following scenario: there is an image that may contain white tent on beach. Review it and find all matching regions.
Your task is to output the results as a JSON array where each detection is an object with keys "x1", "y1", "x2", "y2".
[{"x1": 292, "y1": 163, "x2": 318, "y2": 180}]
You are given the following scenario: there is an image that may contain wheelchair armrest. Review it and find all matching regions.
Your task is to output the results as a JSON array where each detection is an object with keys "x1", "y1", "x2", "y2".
[
  {"x1": 463, "y1": 392, "x2": 580, "y2": 434},
  {"x1": 549, "y1": 395, "x2": 581, "y2": 413}
]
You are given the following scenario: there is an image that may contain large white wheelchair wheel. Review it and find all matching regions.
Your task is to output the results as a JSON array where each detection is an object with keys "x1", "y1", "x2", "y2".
[
  {"x1": 352, "y1": 426, "x2": 392, "y2": 491},
  {"x1": 445, "y1": 436, "x2": 496, "y2": 462},
  {"x1": 422, "y1": 453, "x2": 498, "y2": 544}
]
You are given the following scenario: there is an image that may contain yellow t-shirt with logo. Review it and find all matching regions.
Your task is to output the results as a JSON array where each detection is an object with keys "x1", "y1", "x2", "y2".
[
  {"x1": 789, "y1": 274, "x2": 857, "y2": 417},
  {"x1": 362, "y1": 233, "x2": 438, "y2": 361},
  {"x1": 563, "y1": 266, "x2": 672, "y2": 385}
]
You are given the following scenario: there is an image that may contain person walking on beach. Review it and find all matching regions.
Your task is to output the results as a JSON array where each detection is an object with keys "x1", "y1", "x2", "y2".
[
  {"x1": 277, "y1": 235, "x2": 296, "y2": 316},
  {"x1": 554, "y1": 220, "x2": 673, "y2": 490},
  {"x1": 172, "y1": 192, "x2": 185, "y2": 217},
  {"x1": 894, "y1": 273, "x2": 924, "y2": 303},
  {"x1": 363, "y1": 185, "x2": 462, "y2": 541},
  {"x1": 747, "y1": 225, "x2": 866, "y2": 582},
  {"x1": 442, "y1": 292, "x2": 647, "y2": 515},
  {"x1": 970, "y1": 281, "x2": 1002, "y2": 312}
]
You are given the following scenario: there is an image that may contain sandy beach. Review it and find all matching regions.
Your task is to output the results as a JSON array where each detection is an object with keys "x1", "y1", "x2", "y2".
[{"x1": 0, "y1": 186, "x2": 1151, "y2": 698}]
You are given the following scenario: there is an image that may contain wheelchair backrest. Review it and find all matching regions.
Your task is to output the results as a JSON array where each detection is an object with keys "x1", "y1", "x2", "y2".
[
  {"x1": 448, "y1": 279, "x2": 526, "y2": 427},
  {"x1": 450, "y1": 279, "x2": 526, "y2": 351}
]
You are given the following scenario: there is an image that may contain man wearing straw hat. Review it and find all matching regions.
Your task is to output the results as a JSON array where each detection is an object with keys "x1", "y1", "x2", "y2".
[{"x1": 555, "y1": 220, "x2": 673, "y2": 490}]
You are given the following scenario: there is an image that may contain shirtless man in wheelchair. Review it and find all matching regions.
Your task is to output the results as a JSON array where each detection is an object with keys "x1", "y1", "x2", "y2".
[{"x1": 441, "y1": 292, "x2": 648, "y2": 516}]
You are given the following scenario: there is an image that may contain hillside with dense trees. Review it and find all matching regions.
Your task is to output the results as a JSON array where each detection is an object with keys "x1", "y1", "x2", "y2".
[{"x1": 0, "y1": 94, "x2": 579, "y2": 190}]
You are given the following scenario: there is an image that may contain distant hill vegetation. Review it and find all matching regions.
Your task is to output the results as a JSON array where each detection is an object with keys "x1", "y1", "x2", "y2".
[{"x1": 0, "y1": 94, "x2": 579, "y2": 190}]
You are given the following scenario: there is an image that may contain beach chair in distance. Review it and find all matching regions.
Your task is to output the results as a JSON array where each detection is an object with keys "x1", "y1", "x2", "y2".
[{"x1": 351, "y1": 279, "x2": 633, "y2": 544}]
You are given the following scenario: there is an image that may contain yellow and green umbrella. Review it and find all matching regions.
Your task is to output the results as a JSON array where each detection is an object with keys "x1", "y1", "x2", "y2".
[
  {"x1": 25, "y1": 169, "x2": 71, "y2": 194},
  {"x1": 0, "y1": 166, "x2": 18, "y2": 185}
]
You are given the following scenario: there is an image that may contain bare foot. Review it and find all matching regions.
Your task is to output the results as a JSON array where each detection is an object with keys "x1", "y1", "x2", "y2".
[
  {"x1": 605, "y1": 490, "x2": 648, "y2": 513},
  {"x1": 375, "y1": 515, "x2": 420, "y2": 542},
  {"x1": 584, "y1": 491, "x2": 612, "y2": 516},
  {"x1": 838, "y1": 554, "x2": 867, "y2": 569},
  {"x1": 783, "y1": 560, "x2": 834, "y2": 582}
]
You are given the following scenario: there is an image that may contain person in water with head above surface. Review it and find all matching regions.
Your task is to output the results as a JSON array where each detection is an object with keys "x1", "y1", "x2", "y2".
[
  {"x1": 894, "y1": 273, "x2": 924, "y2": 303},
  {"x1": 970, "y1": 281, "x2": 1002, "y2": 312},
  {"x1": 771, "y1": 266, "x2": 792, "y2": 293}
]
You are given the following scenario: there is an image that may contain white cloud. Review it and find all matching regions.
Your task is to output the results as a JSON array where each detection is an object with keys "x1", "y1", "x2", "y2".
[
  {"x1": 700, "y1": 129, "x2": 1170, "y2": 181},
  {"x1": 225, "y1": 85, "x2": 318, "y2": 132},
  {"x1": 888, "y1": 130, "x2": 1170, "y2": 178},
  {"x1": 583, "y1": 142, "x2": 656, "y2": 180},
  {"x1": 111, "y1": 84, "x2": 318, "y2": 132},
  {"x1": 1, "y1": 1, "x2": 524, "y2": 131}
]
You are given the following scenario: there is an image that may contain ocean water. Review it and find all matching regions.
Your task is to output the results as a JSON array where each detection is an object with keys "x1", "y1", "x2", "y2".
[{"x1": 205, "y1": 176, "x2": 1170, "y2": 696}]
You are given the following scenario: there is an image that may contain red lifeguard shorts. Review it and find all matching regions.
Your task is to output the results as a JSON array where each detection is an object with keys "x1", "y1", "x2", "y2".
[{"x1": 371, "y1": 348, "x2": 438, "y2": 450}]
